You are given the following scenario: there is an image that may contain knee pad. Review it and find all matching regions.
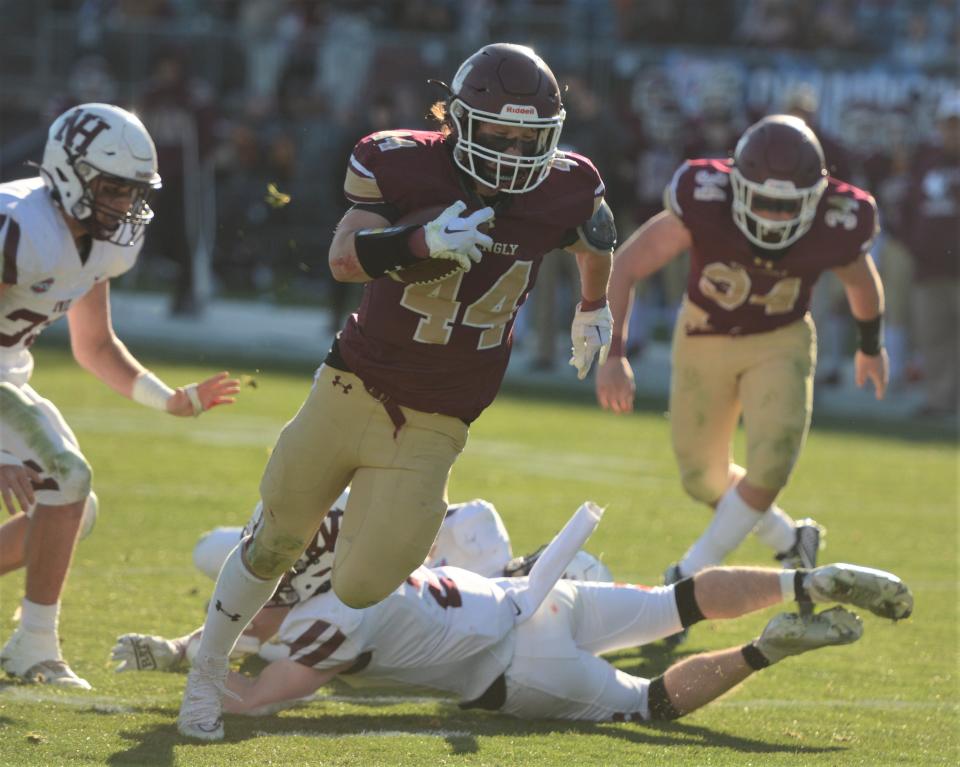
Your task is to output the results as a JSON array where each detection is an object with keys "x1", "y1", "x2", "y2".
[
  {"x1": 679, "y1": 467, "x2": 725, "y2": 506},
  {"x1": 243, "y1": 530, "x2": 306, "y2": 580},
  {"x1": 332, "y1": 581, "x2": 386, "y2": 610},
  {"x1": 51, "y1": 450, "x2": 92, "y2": 505},
  {"x1": 331, "y1": 564, "x2": 398, "y2": 609},
  {"x1": 78, "y1": 490, "x2": 98, "y2": 541}
]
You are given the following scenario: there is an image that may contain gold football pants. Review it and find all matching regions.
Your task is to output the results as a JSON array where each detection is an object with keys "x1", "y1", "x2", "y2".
[
  {"x1": 250, "y1": 365, "x2": 468, "y2": 607},
  {"x1": 669, "y1": 300, "x2": 816, "y2": 505}
]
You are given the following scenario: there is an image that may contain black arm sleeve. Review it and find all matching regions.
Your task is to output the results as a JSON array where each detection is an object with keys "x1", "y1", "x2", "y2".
[{"x1": 351, "y1": 201, "x2": 401, "y2": 223}]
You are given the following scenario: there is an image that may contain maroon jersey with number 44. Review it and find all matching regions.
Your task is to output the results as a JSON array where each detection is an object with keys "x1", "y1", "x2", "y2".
[
  {"x1": 337, "y1": 130, "x2": 604, "y2": 421},
  {"x1": 666, "y1": 158, "x2": 878, "y2": 336}
]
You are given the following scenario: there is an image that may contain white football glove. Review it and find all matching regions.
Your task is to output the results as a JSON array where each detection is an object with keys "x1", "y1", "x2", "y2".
[
  {"x1": 111, "y1": 633, "x2": 185, "y2": 672},
  {"x1": 423, "y1": 200, "x2": 495, "y2": 271},
  {"x1": 569, "y1": 303, "x2": 613, "y2": 380}
]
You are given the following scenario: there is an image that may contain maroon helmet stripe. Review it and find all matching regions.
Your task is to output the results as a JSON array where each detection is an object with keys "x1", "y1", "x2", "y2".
[
  {"x1": 1, "y1": 215, "x2": 19, "y2": 285},
  {"x1": 288, "y1": 620, "x2": 330, "y2": 656},
  {"x1": 297, "y1": 628, "x2": 347, "y2": 667}
]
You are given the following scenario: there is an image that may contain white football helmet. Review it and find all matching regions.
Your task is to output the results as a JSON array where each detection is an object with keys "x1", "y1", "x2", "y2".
[
  {"x1": 562, "y1": 550, "x2": 614, "y2": 583},
  {"x1": 428, "y1": 499, "x2": 513, "y2": 577},
  {"x1": 41, "y1": 102, "x2": 161, "y2": 245}
]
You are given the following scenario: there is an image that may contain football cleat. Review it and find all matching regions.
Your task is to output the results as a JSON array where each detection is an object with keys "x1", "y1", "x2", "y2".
[
  {"x1": 177, "y1": 654, "x2": 234, "y2": 741},
  {"x1": 0, "y1": 626, "x2": 91, "y2": 689},
  {"x1": 661, "y1": 562, "x2": 689, "y2": 648},
  {"x1": 807, "y1": 563, "x2": 914, "y2": 621},
  {"x1": 756, "y1": 606, "x2": 863, "y2": 664},
  {"x1": 20, "y1": 659, "x2": 92, "y2": 690},
  {"x1": 776, "y1": 518, "x2": 825, "y2": 570}
]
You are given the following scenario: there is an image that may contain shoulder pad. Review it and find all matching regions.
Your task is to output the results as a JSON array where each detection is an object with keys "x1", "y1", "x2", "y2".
[{"x1": 576, "y1": 199, "x2": 617, "y2": 255}]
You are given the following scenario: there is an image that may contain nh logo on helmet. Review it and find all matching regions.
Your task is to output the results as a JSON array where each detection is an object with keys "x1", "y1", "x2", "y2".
[{"x1": 55, "y1": 109, "x2": 110, "y2": 158}]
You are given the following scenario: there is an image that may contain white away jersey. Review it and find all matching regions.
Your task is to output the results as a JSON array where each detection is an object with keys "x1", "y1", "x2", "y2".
[
  {"x1": 276, "y1": 565, "x2": 517, "y2": 701},
  {"x1": 0, "y1": 177, "x2": 142, "y2": 385}
]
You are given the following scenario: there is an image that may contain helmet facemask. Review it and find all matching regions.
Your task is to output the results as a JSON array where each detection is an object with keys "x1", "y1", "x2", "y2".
[
  {"x1": 450, "y1": 98, "x2": 564, "y2": 193},
  {"x1": 41, "y1": 103, "x2": 162, "y2": 246},
  {"x1": 730, "y1": 170, "x2": 827, "y2": 249},
  {"x1": 70, "y1": 161, "x2": 159, "y2": 245}
]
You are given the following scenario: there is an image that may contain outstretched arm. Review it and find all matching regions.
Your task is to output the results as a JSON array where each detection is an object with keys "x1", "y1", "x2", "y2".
[
  {"x1": 833, "y1": 252, "x2": 888, "y2": 400},
  {"x1": 224, "y1": 659, "x2": 352, "y2": 715},
  {"x1": 67, "y1": 281, "x2": 240, "y2": 415}
]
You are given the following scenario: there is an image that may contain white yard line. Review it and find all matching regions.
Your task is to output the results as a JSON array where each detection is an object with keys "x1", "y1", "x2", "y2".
[
  {"x1": 0, "y1": 687, "x2": 143, "y2": 712},
  {"x1": 254, "y1": 729, "x2": 473, "y2": 739},
  {"x1": 2, "y1": 686, "x2": 953, "y2": 715}
]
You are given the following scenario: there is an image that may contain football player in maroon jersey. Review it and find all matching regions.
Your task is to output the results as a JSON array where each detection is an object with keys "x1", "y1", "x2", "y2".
[
  {"x1": 596, "y1": 115, "x2": 888, "y2": 645},
  {"x1": 179, "y1": 43, "x2": 617, "y2": 739}
]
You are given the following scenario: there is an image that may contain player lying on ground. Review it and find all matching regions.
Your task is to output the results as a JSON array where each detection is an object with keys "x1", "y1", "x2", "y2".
[
  {"x1": 113, "y1": 492, "x2": 613, "y2": 668},
  {"x1": 114, "y1": 494, "x2": 912, "y2": 725}
]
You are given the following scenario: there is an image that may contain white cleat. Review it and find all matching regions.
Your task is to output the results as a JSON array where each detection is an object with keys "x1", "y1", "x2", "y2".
[
  {"x1": 0, "y1": 626, "x2": 92, "y2": 690},
  {"x1": 177, "y1": 654, "x2": 232, "y2": 740},
  {"x1": 808, "y1": 563, "x2": 914, "y2": 621},
  {"x1": 756, "y1": 606, "x2": 863, "y2": 664}
]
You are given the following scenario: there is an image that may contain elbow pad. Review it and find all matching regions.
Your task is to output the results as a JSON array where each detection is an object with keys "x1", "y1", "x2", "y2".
[{"x1": 576, "y1": 199, "x2": 617, "y2": 255}]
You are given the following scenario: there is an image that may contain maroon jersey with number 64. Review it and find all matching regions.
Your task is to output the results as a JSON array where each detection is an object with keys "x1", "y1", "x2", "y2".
[
  {"x1": 666, "y1": 158, "x2": 878, "y2": 336},
  {"x1": 336, "y1": 129, "x2": 604, "y2": 421}
]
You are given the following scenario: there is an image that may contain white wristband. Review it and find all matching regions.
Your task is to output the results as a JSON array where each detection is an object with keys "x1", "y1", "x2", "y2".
[
  {"x1": 132, "y1": 371, "x2": 175, "y2": 412},
  {"x1": 0, "y1": 451, "x2": 24, "y2": 468},
  {"x1": 184, "y1": 383, "x2": 203, "y2": 417}
]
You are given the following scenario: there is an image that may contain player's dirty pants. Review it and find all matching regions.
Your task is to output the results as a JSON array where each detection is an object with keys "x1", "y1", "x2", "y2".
[
  {"x1": 251, "y1": 365, "x2": 468, "y2": 608},
  {"x1": 0, "y1": 382, "x2": 92, "y2": 507},
  {"x1": 670, "y1": 303, "x2": 816, "y2": 504}
]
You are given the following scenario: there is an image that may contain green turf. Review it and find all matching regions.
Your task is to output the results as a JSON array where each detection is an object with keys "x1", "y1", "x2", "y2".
[{"x1": 0, "y1": 345, "x2": 957, "y2": 766}]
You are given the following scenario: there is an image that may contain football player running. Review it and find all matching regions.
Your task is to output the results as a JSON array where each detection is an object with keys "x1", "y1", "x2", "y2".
[
  {"x1": 117, "y1": 491, "x2": 912, "y2": 726},
  {"x1": 178, "y1": 43, "x2": 617, "y2": 739},
  {"x1": 0, "y1": 103, "x2": 240, "y2": 689},
  {"x1": 596, "y1": 115, "x2": 888, "y2": 645}
]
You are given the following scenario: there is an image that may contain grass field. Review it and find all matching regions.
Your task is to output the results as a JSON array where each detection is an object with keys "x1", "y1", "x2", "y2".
[{"x1": 0, "y1": 345, "x2": 957, "y2": 766}]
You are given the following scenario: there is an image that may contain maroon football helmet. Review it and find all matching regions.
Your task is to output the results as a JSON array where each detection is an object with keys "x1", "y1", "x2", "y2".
[
  {"x1": 447, "y1": 43, "x2": 565, "y2": 193},
  {"x1": 730, "y1": 114, "x2": 828, "y2": 249}
]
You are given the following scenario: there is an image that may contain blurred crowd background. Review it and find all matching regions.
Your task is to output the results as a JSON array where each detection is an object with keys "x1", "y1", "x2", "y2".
[{"x1": 1, "y1": 0, "x2": 957, "y2": 413}]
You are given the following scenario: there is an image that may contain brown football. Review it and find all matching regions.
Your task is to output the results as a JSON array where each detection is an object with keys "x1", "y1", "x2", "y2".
[{"x1": 388, "y1": 204, "x2": 491, "y2": 286}]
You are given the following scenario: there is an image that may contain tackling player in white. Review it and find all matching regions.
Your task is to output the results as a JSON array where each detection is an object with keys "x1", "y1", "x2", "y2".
[
  {"x1": 113, "y1": 493, "x2": 912, "y2": 732},
  {"x1": 0, "y1": 103, "x2": 240, "y2": 690}
]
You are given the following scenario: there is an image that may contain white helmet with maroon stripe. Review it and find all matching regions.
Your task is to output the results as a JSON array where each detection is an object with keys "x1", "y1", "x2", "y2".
[{"x1": 41, "y1": 102, "x2": 161, "y2": 245}]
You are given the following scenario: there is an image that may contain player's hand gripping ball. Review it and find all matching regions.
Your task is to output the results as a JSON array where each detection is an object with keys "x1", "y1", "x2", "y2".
[{"x1": 389, "y1": 201, "x2": 495, "y2": 285}]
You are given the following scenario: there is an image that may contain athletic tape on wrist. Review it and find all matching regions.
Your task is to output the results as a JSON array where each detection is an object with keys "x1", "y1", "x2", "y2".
[
  {"x1": 0, "y1": 451, "x2": 24, "y2": 468},
  {"x1": 185, "y1": 383, "x2": 203, "y2": 417},
  {"x1": 132, "y1": 371, "x2": 175, "y2": 412}
]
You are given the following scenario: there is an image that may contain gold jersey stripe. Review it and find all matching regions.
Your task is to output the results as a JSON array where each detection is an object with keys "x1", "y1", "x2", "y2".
[{"x1": 344, "y1": 167, "x2": 383, "y2": 204}]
